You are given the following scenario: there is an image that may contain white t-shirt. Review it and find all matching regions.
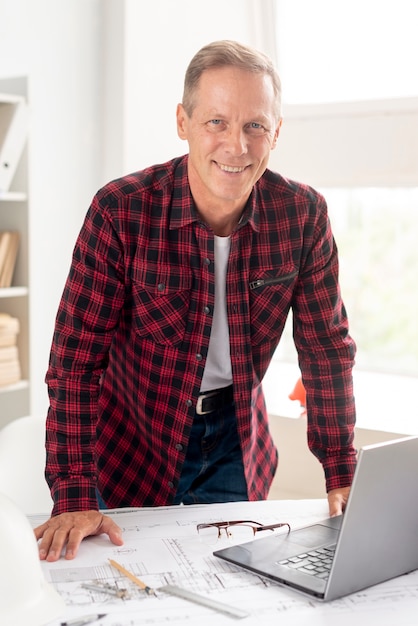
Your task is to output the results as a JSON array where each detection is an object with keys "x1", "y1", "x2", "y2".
[{"x1": 200, "y1": 235, "x2": 233, "y2": 392}]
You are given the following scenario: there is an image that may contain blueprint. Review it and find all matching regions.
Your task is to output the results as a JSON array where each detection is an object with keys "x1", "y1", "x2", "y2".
[{"x1": 29, "y1": 499, "x2": 418, "y2": 626}]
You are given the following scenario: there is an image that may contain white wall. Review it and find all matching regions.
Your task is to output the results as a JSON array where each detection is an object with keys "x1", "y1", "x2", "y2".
[
  {"x1": 0, "y1": 0, "x2": 277, "y2": 417},
  {"x1": 103, "y1": 0, "x2": 277, "y2": 180},
  {"x1": 0, "y1": 0, "x2": 104, "y2": 414}
]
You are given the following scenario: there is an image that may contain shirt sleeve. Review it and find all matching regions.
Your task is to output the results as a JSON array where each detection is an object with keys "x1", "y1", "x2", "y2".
[
  {"x1": 292, "y1": 193, "x2": 357, "y2": 492},
  {"x1": 45, "y1": 196, "x2": 126, "y2": 515}
]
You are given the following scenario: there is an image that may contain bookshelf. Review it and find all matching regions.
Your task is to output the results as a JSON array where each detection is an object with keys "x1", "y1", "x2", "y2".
[{"x1": 0, "y1": 77, "x2": 30, "y2": 427}]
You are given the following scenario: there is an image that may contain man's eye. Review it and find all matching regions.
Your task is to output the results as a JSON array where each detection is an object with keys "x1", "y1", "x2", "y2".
[
  {"x1": 247, "y1": 122, "x2": 266, "y2": 134},
  {"x1": 206, "y1": 119, "x2": 226, "y2": 132}
]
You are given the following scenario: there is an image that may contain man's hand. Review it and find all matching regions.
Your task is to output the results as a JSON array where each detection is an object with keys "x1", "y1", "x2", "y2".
[
  {"x1": 34, "y1": 510, "x2": 124, "y2": 562},
  {"x1": 327, "y1": 486, "x2": 351, "y2": 517}
]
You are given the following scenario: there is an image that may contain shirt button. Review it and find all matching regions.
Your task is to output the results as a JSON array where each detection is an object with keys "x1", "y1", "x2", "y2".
[
  {"x1": 203, "y1": 306, "x2": 211, "y2": 314},
  {"x1": 203, "y1": 257, "x2": 210, "y2": 265},
  {"x1": 175, "y1": 443, "x2": 184, "y2": 452},
  {"x1": 157, "y1": 283, "x2": 165, "y2": 292},
  {"x1": 186, "y1": 399, "x2": 193, "y2": 407},
  {"x1": 196, "y1": 353, "x2": 203, "y2": 361},
  {"x1": 167, "y1": 481, "x2": 175, "y2": 490}
]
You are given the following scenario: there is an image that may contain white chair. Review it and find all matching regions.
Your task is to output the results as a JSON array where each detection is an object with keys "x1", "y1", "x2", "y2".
[{"x1": 0, "y1": 415, "x2": 53, "y2": 515}]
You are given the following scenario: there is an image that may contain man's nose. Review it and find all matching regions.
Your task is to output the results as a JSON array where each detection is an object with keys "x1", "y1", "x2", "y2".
[{"x1": 225, "y1": 126, "x2": 248, "y2": 156}]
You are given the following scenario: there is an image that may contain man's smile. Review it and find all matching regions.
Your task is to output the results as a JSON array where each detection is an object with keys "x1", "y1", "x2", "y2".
[{"x1": 216, "y1": 162, "x2": 248, "y2": 173}]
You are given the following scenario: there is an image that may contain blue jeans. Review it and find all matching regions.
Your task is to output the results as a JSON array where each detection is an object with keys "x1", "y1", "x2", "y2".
[
  {"x1": 173, "y1": 401, "x2": 248, "y2": 505},
  {"x1": 97, "y1": 401, "x2": 248, "y2": 508}
]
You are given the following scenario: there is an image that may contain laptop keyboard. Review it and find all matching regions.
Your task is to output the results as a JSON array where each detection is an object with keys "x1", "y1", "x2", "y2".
[{"x1": 278, "y1": 545, "x2": 336, "y2": 579}]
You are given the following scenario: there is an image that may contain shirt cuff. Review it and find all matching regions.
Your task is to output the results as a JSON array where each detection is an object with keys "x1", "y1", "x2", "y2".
[
  {"x1": 50, "y1": 476, "x2": 98, "y2": 516},
  {"x1": 323, "y1": 452, "x2": 357, "y2": 493}
]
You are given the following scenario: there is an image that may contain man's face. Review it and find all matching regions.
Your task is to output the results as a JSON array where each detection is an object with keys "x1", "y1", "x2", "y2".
[{"x1": 177, "y1": 66, "x2": 281, "y2": 213}]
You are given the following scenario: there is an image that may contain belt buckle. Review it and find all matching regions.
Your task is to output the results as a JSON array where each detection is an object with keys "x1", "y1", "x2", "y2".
[{"x1": 196, "y1": 390, "x2": 219, "y2": 415}]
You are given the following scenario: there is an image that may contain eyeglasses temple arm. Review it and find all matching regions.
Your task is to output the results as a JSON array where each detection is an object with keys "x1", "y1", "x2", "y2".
[{"x1": 255, "y1": 522, "x2": 291, "y2": 533}]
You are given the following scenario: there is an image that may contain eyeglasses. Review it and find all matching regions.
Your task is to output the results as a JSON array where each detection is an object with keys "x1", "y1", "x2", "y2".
[{"x1": 196, "y1": 519, "x2": 291, "y2": 545}]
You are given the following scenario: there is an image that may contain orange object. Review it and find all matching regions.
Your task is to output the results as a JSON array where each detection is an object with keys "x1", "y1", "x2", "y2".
[{"x1": 288, "y1": 377, "x2": 306, "y2": 407}]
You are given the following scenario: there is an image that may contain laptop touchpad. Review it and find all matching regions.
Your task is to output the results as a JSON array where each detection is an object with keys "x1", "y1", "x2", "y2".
[{"x1": 275, "y1": 524, "x2": 339, "y2": 558}]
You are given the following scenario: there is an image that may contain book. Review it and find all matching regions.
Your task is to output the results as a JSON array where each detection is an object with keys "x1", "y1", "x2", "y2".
[
  {"x1": 0, "y1": 359, "x2": 21, "y2": 386},
  {"x1": 0, "y1": 230, "x2": 20, "y2": 288},
  {"x1": 0, "y1": 345, "x2": 18, "y2": 362},
  {"x1": 0, "y1": 313, "x2": 20, "y2": 347},
  {"x1": 0, "y1": 313, "x2": 21, "y2": 385},
  {"x1": 0, "y1": 232, "x2": 10, "y2": 278}
]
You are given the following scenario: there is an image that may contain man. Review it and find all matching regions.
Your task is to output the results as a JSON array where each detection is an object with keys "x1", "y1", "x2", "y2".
[{"x1": 35, "y1": 40, "x2": 356, "y2": 562}]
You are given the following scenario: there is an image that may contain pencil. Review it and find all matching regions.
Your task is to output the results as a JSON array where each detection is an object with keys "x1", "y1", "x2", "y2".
[{"x1": 108, "y1": 558, "x2": 155, "y2": 595}]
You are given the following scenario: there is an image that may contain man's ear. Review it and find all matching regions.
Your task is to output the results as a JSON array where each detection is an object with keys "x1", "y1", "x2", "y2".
[
  {"x1": 176, "y1": 103, "x2": 188, "y2": 140},
  {"x1": 271, "y1": 117, "x2": 283, "y2": 150}
]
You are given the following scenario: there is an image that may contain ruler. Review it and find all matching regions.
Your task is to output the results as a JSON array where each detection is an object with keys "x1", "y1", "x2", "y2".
[{"x1": 158, "y1": 584, "x2": 249, "y2": 619}]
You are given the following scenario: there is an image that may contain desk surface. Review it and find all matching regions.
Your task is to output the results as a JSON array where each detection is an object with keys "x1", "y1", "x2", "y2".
[{"x1": 30, "y1": 499, "x2": 418, "y2": 626}]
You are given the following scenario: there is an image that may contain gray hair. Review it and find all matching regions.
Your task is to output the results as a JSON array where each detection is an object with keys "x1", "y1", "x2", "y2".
[{"x1": 182, "y1": 40, "x2": 282, "y2": 120}]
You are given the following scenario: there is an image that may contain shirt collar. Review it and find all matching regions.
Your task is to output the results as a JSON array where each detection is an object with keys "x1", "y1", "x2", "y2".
[
  {"x1": 170, "y1": 156, "x2": 199, "y2": 230},
  {"x1": 169, "y1": 155, "x2": 261, "y2": 233}
]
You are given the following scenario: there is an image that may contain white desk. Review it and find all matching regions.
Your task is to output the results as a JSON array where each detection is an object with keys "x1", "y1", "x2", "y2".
[{"x1": 30, "y1": 499, "x2": 418, "y2": 626}]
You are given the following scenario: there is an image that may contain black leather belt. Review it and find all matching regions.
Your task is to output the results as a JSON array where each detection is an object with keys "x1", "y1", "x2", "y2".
[{"x1": 196, "y1": 385, "x2": 234, "y2": 415}]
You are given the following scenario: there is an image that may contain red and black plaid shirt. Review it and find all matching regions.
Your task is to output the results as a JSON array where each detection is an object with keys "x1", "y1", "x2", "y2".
[{"x1": 45, "y1": 155, "x2": 356, "y2": 515}]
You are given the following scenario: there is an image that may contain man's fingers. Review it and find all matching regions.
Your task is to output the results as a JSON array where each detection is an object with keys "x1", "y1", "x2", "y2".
[
  {"x1": 99, "y1": 517, "x2": 124, "y2": 547},
  {"x1": 327, "y1": 486, "x2": 351, "y2": 517},
  {"x1": 37, "y1": 523, "x2": 63, "y2": 561},
  {"x1": 34, "y1": 511, "x2": 124, "y2": 561},
  {"x1": 62, "y1": 527, "x2": 87, "y2": 560}
]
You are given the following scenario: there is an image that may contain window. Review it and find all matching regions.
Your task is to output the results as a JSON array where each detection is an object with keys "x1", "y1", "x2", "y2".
[
  {"x1": 264, "y1": 0, "x2": 418, "y2": 433},
  {"x1": 325, "y1": 188, "x2": 418, "y2": 378},
  {"x1": 275, "y1": 0, "x2": 418, "y2": 105}
]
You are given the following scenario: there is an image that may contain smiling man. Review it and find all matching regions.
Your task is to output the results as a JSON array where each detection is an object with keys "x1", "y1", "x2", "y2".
[
  {"x1": 177, "y1": 64, "x2": 281, "y2": 235},
  {"x1": 35, "y1": 40, "x2": 356, "y2": 562}
]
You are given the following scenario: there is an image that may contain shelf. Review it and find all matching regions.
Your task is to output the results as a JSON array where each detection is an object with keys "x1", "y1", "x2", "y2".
[
  {"x1": 0, "y1": 286, "x2": 28, "y2": 298},
  {"x1": 0, "y1": 191, "x2": 27, "y2": 201},
  {"x1": 0, "y1": 78, "x2": 30, "y2": 421},
  {"x1": 0, "y1": 379, "x2": 29, "y2": 394}
]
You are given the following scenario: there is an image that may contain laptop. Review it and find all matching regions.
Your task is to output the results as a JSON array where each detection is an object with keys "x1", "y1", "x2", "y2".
[{"x1": 214, "y1": 436, "x2": 418, "y2": 601}]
